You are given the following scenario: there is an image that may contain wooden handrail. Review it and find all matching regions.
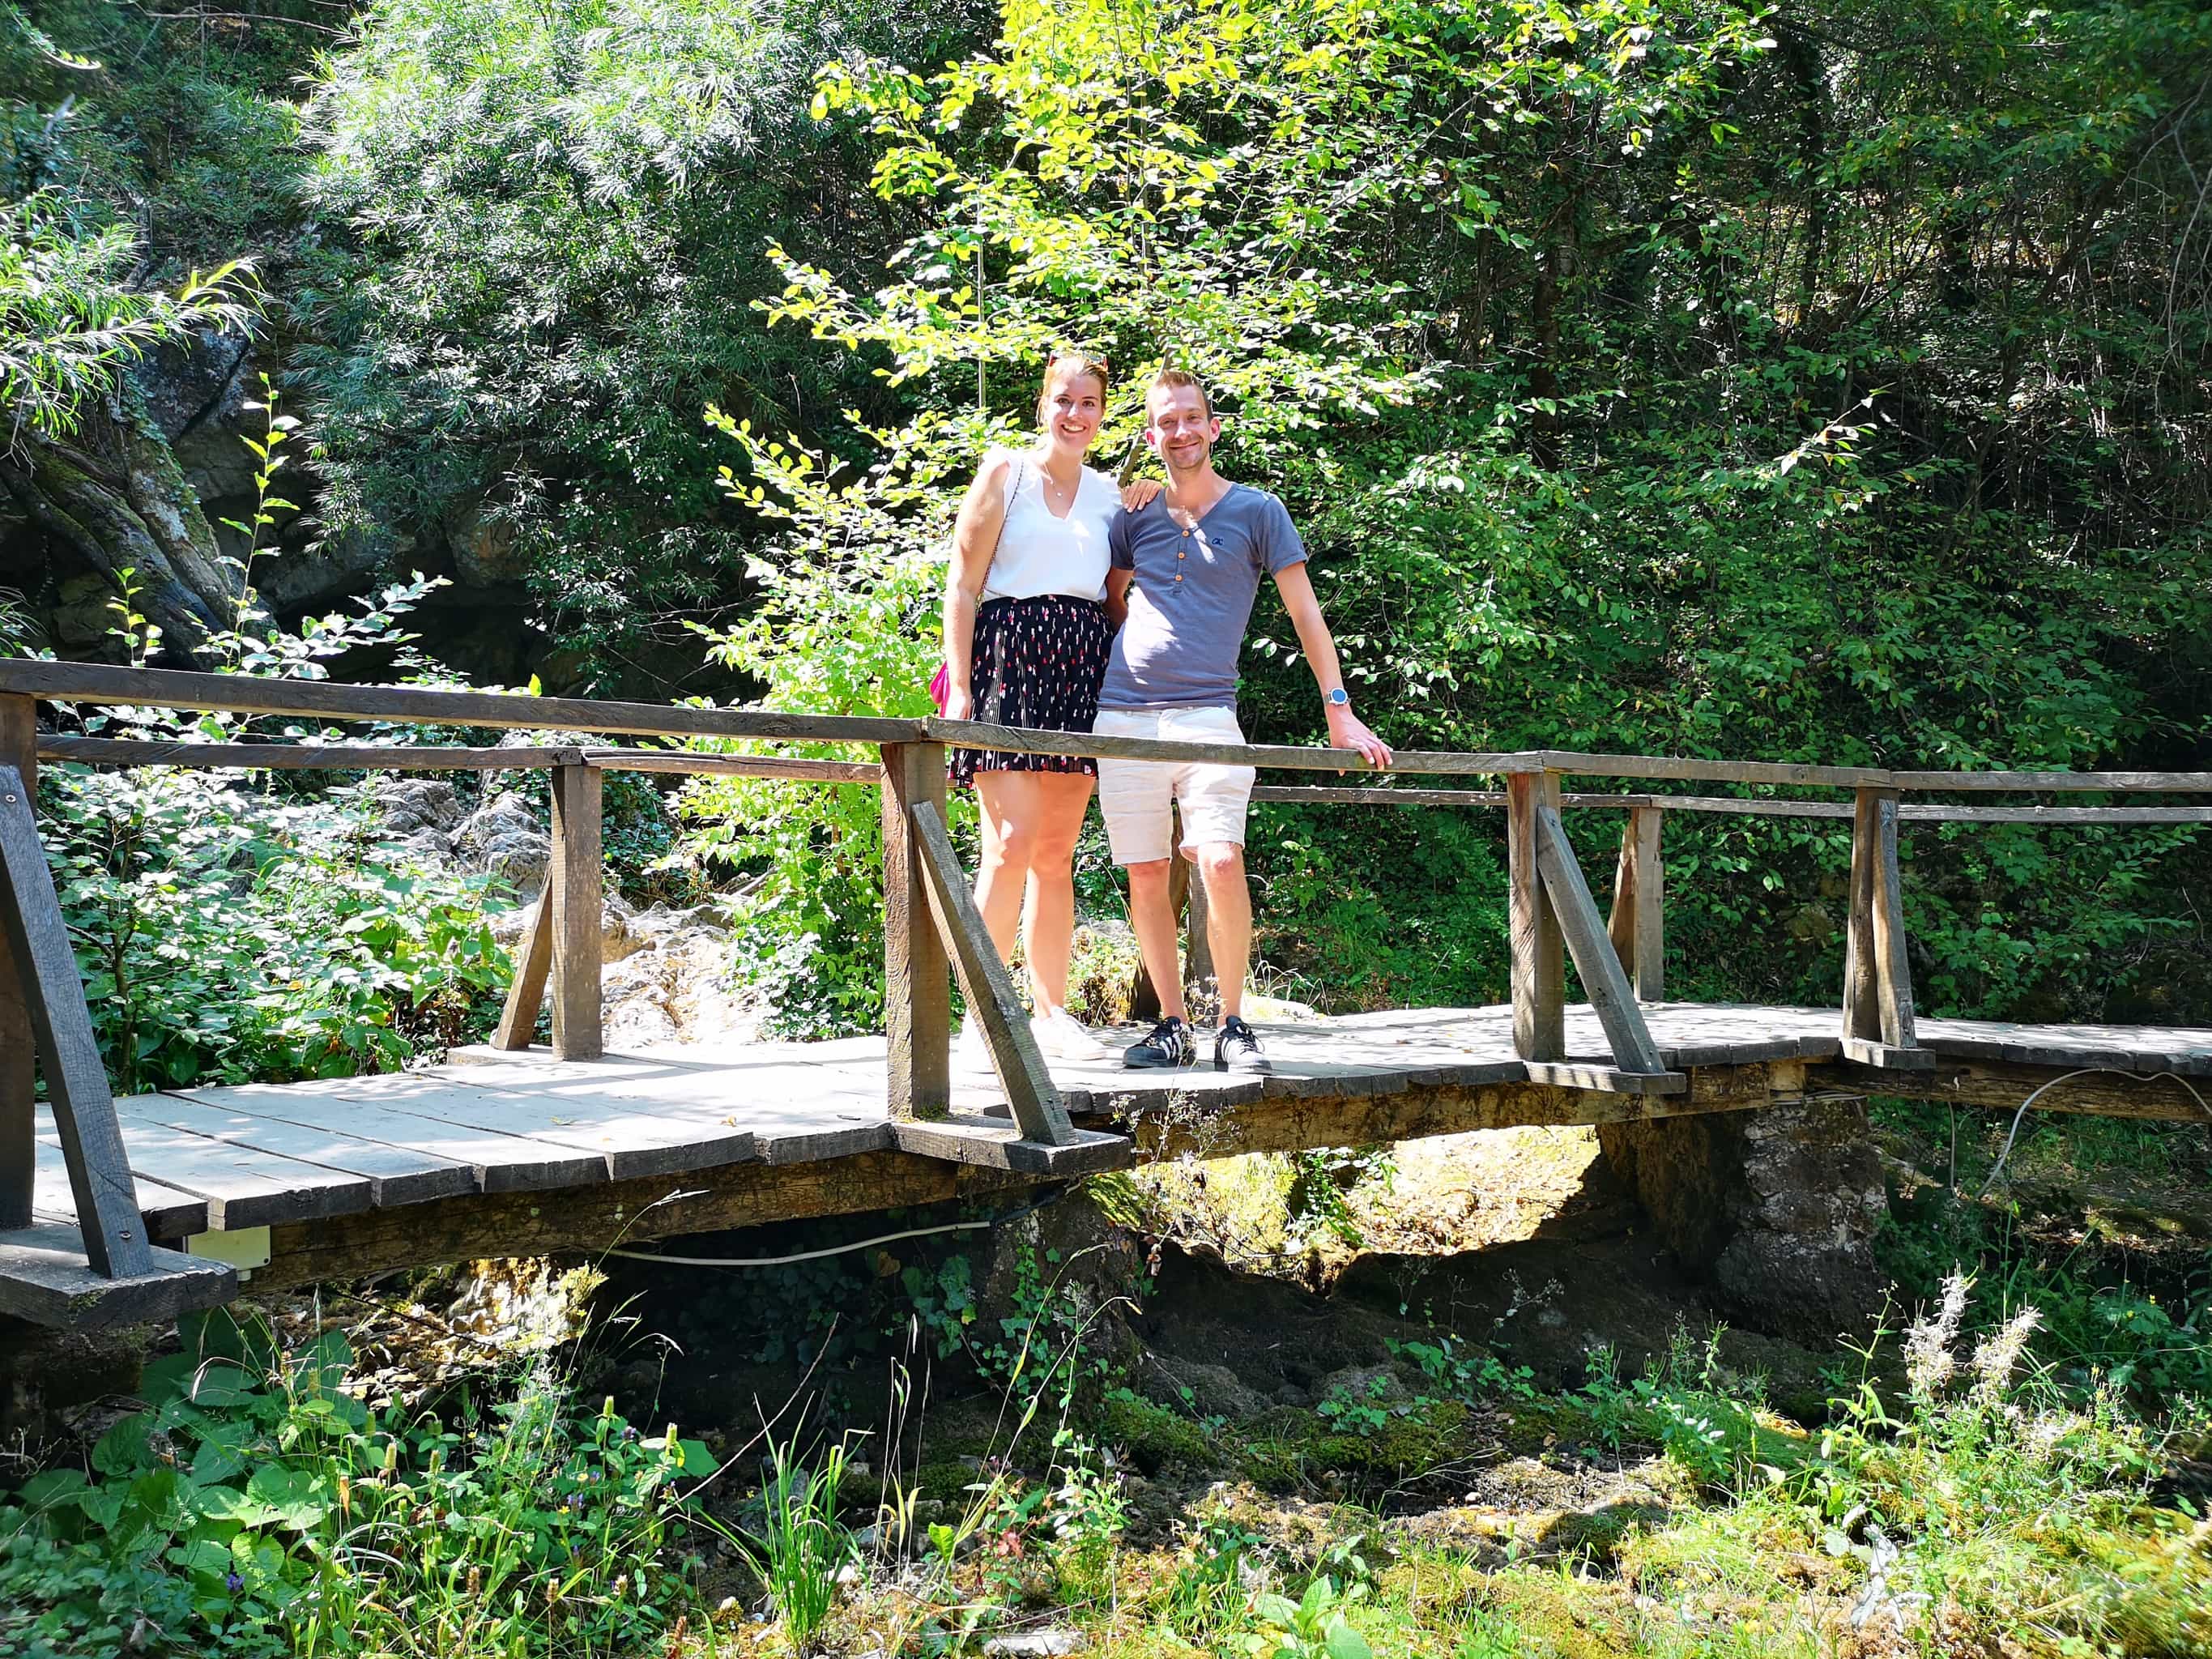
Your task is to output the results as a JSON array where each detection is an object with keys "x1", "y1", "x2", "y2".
[{"x1": 8, "y1": 661, "x2": 2209, "y2": 794}]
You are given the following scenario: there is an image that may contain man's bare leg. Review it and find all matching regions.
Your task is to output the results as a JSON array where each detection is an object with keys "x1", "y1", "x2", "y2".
[
  {"x1": 1125, "y1": 857, "x2": 1187, "y2": 1022},
  {"x1": 1191, "y1": 842, "x2": 1252, "y2": 1021}
]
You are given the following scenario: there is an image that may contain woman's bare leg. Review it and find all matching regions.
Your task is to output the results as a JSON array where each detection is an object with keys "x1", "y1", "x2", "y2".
[{"x1": 1016, "y1": 771, "x2": 1096, "y2": 1010}]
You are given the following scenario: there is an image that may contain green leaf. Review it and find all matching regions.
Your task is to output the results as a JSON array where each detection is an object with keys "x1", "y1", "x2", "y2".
[{"x1": 1323, "y1": 1619, "x2": 1373, "y2": 1659}]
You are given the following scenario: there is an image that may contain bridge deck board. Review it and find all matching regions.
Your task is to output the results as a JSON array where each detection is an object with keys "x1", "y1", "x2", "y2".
[{"x1": 25, "y1": 1003, "x2": 2212, "y2": 1264}]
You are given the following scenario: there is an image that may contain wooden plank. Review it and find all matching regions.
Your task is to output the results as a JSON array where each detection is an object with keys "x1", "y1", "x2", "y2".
[
  {"x1": 1811, "y1": 1059, "x2": 2212, "y2": 1121},
  {"x1": 1648, "y1": 795, "x2": 2212, "y2": 825},
  {"x1": 881, "y1": 743, "x2": 952, "y2": 1121},
  {"x1": 1629, "y1": 805, "x2": 1663, "y2": 999},
  {"x1": 909, "y1": 798, "x2": 1075, "y2": 1146},
  {"x1": 548, "y1": 764, "x2": 603, "y2": 1061},
  {"x1": 96, "y1": 1105, "x2": 376, "y2": 1230},
  {"x1": 925, "y1": 716, "x2": 1540, "y2": 778},
  {"x1": 1843, "y1": 788, "x2": 1881, "y2": 1045},
  {"x1": 1520, "y1": 1061, "x2": 1686, "y2": 1095},
  {"x1": 258, "y1": 1147, "x2": 1025, "y2": 1290},
  {"x1": 174, "y1": 1077, "x2": 703, "y2": 1188},
  {"x1": 1533, "y1": 804, "x2": 1666, "y2": 1074},
  {"x1": 1536, "y1": 750, "x2": 1891, "y2": 789},
  {"x1": 1869, "y1": 791, "x2": 1918, "y2": 1049},
  {"x1": 1839, "y1": 1038, "x2": 1937, "y2": 1070},
  {"x1": 36, "y1": 1134, "x2": 207, "y2": 1239},
  {"x1": 889, "y1": 1115, "x2": 1129, "y2": 1175},
  {"x1": 585, "y1": 749, "x2": 881, "y2": 784},
  {"x1": 143, "y1": 1090, "x2": 479, "y2": 1205},
  {"x1": 1507, "y1": 771, "x2": 1566, "y2": 1061},
  {"x1": 1250, "y1": 787, "x2": 1659, "y2": 808},
  {"x1": 0, "y1": 659, "x2": 924, "y2": 748},
  {"x1": 0, "y1": 766, "x2": 151, "y2": 1277},
  {"x1": 1888, "y1": 768, "x2": 2212, "y2": 793},
  {"x1": 0, "y1": 696, "x2": 31, "y2": 1231},
  {"x1": 492, "y1": 893, "x2": 552, "y2": 1051},
  {"x1": 38, "y1": 738, "x2": 581, "y2": 770},
  {"x1": 0, "y1": 1224, "x2": 235, "y2": 1329}
]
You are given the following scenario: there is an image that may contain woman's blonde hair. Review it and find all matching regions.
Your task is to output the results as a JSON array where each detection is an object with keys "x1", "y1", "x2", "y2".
[{"x1": 1036, "y1": 350, "x2": 1110, "y2": 425}]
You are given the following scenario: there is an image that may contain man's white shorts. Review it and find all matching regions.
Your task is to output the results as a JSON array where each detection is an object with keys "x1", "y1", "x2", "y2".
[{"x1": 1093, "y1": 706, "x2": 1255, "y2": 866}]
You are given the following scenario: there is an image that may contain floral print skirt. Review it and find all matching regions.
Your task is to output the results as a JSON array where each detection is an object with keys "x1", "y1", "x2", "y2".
[{"x1": 950, "y1": 595, "x2": 1113, "y2": 787}]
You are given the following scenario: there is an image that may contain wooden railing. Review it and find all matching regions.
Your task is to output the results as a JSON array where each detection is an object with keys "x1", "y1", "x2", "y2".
[{"x1": 2, "y1": 659, "x2": 2209, "y2": 1286}]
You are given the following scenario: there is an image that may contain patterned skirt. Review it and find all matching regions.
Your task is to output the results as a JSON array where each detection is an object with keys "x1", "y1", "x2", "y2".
[{"x1": 950, "y1": 595, "x2": 1114, "y2": 787}]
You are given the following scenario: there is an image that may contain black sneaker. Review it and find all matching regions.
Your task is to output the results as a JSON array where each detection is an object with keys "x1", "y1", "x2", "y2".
[
  {"x1": 1214, "y1": 1016, "x2": 1272, "y2": 1073},
  {"x1": 1123, "y1": 1016, "x2": 1196, "y2": 1069}
]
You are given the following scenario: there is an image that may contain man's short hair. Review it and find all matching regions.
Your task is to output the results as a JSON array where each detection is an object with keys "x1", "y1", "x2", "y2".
[{"x1": 1147, "y1": 367, "x2": 1215, "y2": 421}]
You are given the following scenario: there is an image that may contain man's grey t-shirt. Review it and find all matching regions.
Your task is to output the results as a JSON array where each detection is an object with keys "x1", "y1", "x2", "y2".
[{"x1": 1098, "y1": 484, "x2": 1307, "y2": 710}]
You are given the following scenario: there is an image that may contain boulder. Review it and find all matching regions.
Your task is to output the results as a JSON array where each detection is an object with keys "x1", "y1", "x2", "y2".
[
  {"x1": 373, "y1": 778, "x2": 467, "y2": 837},
  {"x1": 50, "y1": 573, "x2": 116, "y2": 650},
  {"x1": 445, "y1": 500, "x2": 528, "y2": 586},
  {"x1": 253, "y1": 525, "x2": 411, "y2": 612},
  {"x1": 455, "y1": 791, "x2": 553, "y2": 898}
]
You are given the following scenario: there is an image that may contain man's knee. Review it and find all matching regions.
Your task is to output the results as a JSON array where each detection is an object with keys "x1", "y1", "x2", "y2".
[
  {"x1": 1191, "y1": 842, "x2": 1246, "y2": 889},
  {"x1": 1126, "y1": 858, "x2": 1175, "y2": 898}
]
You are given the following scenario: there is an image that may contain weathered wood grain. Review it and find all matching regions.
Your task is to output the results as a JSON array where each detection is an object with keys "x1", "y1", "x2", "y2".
[
  {"x1": 924, "y1": 716, "x2": 1539, "y2": 777},
  {"x1": 889, "y1": 1115, "x2": 1128, "y2": 1174},
  {"x1": 909, "y1": 799, "x2": 1073, "y2": 1145},
  {"x1": 1843, "y1": 788, "x2": 1881, "y2": 1045},
  {"x1": 1533, "y1": 803, "x2": 1665, "y2": 1075},
  {"x1": 0, "y1": 660, "x2": 921, "y2": 747},
  {"x1": 1507, "y1": 772, "x2": 1566, "y2": 1061},
  {"x1": 1637, "y1": 795, "x2": 2212, "y2": 825},
  {"x1": 0, "y1": 766, "x2": 151, "y2": 1277},
  {"x1": 0, "y1": 1224, "x2": 234, "y2": 1328},
  {"x1": 39, "y1": 738, "x2": 581, "y2": 770},
  {"x1": 0, "y1": 697, "x2": 31, "y2": 1231},
  {"x1": 1612, "y1": 805, "x2": 1664, "y2": 1000},
  {"x1": 492, "y1": 893, "x2": 552, "y2": 1051},
  {"x1": 127, "y1": 1091, "x2": 479, "y2": 1208},
  {"x1": 1869, "y1": 791, "x2": 1918, "y2": 1049},
  {"x1": 36, "y1": 1133, "x2": 207, "y2": 1239},
  {"x1": 258, "y1": 1151, "x2": 1028, "y2": 1290},
  {"x1": 1810, "y1": 1060, "x2": 2212, "y2": 1120},
  {"x1": 585, "y1": 749, "x2": 881, "y2": 783},
  {"x1": 548, "y1": 765, "x2": 603, "y2": 1061},
  {"x1": 880, "y1": 743, "x2": 951, "y2": 1120}
]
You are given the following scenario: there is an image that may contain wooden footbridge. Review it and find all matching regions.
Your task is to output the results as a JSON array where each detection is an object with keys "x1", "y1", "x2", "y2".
[{"x1": 2, "y1": 661, "x2": 2209, "y2": 1328}]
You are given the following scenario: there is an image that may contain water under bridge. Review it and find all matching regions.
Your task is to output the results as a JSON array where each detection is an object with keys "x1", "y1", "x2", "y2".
[{"x1": 2, "y1": 661, "x2": 2208, "y2": 1328}]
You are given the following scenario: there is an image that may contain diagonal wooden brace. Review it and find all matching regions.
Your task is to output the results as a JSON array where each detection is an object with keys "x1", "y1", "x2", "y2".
[
  {"x1": 906, "y1": 799, "x2": 1076, "y2": 1146},
  {"x1": 0, "y1": 766, "x2": 152, "y2": 1278},
  {"x1": 1843, "y1": 786, "x2": 1920, "y2": 1059},
  {"x1": 1533, "y1": 802, "x2": 1669, "y2": 1077},
  {"x1": 491, "y1": 890, "x2": 552, "y2": 1051}
]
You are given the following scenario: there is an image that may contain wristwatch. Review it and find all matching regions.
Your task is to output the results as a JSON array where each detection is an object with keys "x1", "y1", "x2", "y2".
[{"x1": 1324, "y1": 687, "x2": 1350, "y2": 709}]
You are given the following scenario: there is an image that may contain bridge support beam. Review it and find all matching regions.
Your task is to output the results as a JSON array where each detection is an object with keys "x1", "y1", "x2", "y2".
[
  {"x1": 1507, "y1": 770, "x2": 1566, "y2": 1061},
  {"x1": 881, "y1": 741, "x2": 951, "y2": 1120},
  {"x1": 0, "y1": 696, "x2": 31, "y2": 1230}
]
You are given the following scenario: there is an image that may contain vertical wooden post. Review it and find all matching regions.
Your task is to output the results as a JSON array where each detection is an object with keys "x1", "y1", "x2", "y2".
[
  {"x1": 1605, "y1": 805, "x2": 1664, "y2": 1003},
  {"x1": 881, "y1": 742, "x2": 951, "y2": 1120},
  {"x1": 0, "y1": 695, "x2": 32, "y2": 1231},
  {"x1": 548, "y1": 763, "x2": 603, "y2": 1062},
  {"x1": 1843, "y1": 787, "x2": 1882, "y2": 1044},
  {"x1": 1507, "y1": 770, "x2": 1566, "y2": 1061},
  {"x1": 1869, "y1": 791, "x2": 1918, "y2": 1048}
]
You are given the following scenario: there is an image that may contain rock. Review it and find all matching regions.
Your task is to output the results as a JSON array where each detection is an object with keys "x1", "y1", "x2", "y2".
[
  {"x1": 253, "y1": 525, "x2": 411, "y2": 612},
  {"x1": 374, "y1": 778, "x2": 467, "y2": 836},
  {"x1": 446, "y1": 500, "x2": 528, "y2": 586},
  {"x1": 134, "y1": 328, "x2": 258, "y2": 501},
  {"x1": 455, "y1": 791, "x2": 553, "y2": 898},
  {"x1": 982, "y1": 1631, "x2": 1087, "y2": 1657},
  {"x1": 1598, "y1": 1096, "x2": 1887, "y2": 1345},
  {"x1": 1141, "y1": 1359, "x2": 1270, "y2": 1420},
  {"x1": 50, "y1": 573, "x2": 116, "y2": 649}
]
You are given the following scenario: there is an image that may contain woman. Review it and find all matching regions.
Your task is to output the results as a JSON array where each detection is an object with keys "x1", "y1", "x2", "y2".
[{"x1": 943, "y1": 352, "x2": 1137, "y2": 1061}]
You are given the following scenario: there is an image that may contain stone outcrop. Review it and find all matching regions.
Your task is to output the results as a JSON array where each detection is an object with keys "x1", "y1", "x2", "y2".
[{"x1": 1596, "y1": 1096, "x2": 1888, "y2": 1344}]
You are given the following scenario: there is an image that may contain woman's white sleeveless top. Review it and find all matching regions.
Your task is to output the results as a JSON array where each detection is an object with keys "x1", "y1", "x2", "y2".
[{"x1": 981, "y1": 452, "x2": 1117, "y2": 603}]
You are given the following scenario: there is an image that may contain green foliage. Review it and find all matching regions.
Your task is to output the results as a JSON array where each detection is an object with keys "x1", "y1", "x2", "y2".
[
  {"x1": 0, "y1": 1309, "x2": 704, "y2": 1657},
  {"x1": 710, "y1": 1432, "x2": 858, "y2": 1650},
  {"x1": 0, "y1": 190, "x2": 254, "y2": 443},
  {"x1": 1244, "y1": 1571, "x2": 1375, "y2": 1659},
  {"x1": 1579, "y1": 1327, "x2": 1792, "y2": 1490},
  {"x1": 47, "y1": 764, "x2": 508, "y2": 1091}
]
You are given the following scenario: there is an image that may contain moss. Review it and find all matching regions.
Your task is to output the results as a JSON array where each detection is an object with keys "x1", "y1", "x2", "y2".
[
  {"x1": 912, "y1": 1458, "x2": 985, "y2": 1504},
  {"x1": 1496, "y1": 1396, "x2": 1607, "y2": 1457},
  {"x1": 1233, "y1": 1398, "x2": 1473, "y2": 1491},
  {"x1": 1095, "y1": 1392, "x2": 1218, "y2": 1475}
]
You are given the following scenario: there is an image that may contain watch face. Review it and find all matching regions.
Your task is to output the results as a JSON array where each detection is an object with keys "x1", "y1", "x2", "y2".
[{"x1": 1328, "y1": 688, "x2": 1349, "y2": 706}]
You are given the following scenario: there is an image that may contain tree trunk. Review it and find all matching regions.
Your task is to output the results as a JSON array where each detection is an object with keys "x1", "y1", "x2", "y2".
[{"x1": 0, "y1": 391, "x2": 237, "y2": 661}]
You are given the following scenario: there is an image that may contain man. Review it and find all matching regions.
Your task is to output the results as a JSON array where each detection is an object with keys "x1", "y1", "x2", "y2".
[{"x1": 1097, "y1": 369, "x2": 1393, "y2": 1073}]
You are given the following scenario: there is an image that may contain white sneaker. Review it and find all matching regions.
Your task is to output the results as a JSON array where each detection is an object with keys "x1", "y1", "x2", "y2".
[{"x1": 1031, "y1": 1006, "x2": 1109, "y2": 1062}]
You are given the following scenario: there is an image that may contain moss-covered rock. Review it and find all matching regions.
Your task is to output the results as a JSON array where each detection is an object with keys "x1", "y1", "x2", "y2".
[{"x1": 1095, "y1": 1391, "x2": 1218, "y2": 1475}]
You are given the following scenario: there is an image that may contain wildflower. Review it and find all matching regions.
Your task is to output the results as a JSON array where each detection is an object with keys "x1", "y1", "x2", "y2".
[
  {"x1": 1903, "y1": 1273, "x2": 1969, "y2": 1397},
  {"x1": 1970, "y1": 1307, "x2": 2044, "y2": 1402},
  {"x1": 225, "y1": 1572, "x2": 244, "y2": 1593}
]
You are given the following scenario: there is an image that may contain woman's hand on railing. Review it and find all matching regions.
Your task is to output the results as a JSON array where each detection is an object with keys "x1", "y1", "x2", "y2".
[{"x1": 1119, "y1": 478, "x2": 1163, "y2": 512}]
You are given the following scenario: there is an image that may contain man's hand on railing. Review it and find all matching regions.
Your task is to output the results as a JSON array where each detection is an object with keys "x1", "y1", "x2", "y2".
[{"x1": 1327, "y1": 704, "x2": 1394, "y2": 770}]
